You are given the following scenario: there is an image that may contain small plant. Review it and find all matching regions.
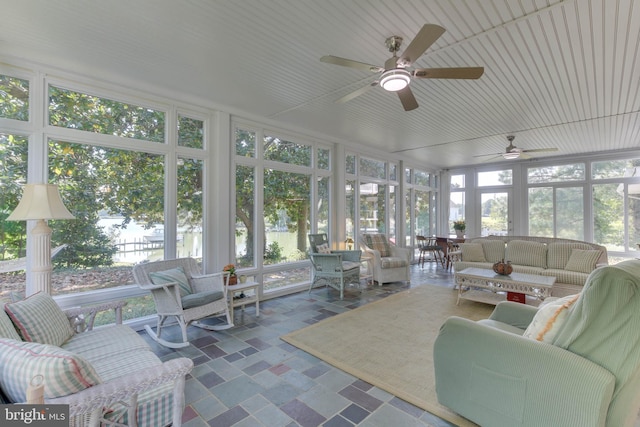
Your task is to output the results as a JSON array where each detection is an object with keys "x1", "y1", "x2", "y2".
[
  {"x1": 223, "y1": 264, "x2": 236, "y2": 276},
  {"x1": 453, "y1": 219, "x2": 466, "y2": 231}
]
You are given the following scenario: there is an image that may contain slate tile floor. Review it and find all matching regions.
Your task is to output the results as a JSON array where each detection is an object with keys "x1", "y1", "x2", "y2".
[{"x1": 141, "y1": 262, "x2": 459, "y2": 427}]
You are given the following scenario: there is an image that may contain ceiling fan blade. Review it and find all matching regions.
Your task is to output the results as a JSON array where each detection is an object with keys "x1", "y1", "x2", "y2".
[
  {"x1": 413, "y1": 67, "x2": 485, "y2": 79},
  {"x1": 335, "y1": 82, "x2": 377, "y2": 104},
  {"x1": 473, "y1": 152, "x2": 503, "y2": 158},
  {"x1": 320, "y1": 55, "x2": 384, "y2": 73},
  {"x1": 397, "y1": 86, "x2": 418, "y2": 111},
  {"x1": 398, "y1": 24, "x2": 446, "y2": 66},
  {"x1": 522, "y1": 147, "x2": 559, "y2": 153}
]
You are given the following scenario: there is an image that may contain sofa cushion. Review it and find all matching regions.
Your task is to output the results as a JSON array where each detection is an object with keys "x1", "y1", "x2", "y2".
[
  {"x1": 61, "y1": 324, "x2": 150, "y2": 366},
  {"x1": 460, "y1": 243, "x2": 486, "y2": 262},
  {"x1": 547, "y1": 242, "x2": 594, "y2": 269},
  {"x1": 564, "y1": 249, "x2": 601, "y2": 274},
  {"x1": 523, "y1": 294, "x2": 580, "y2": 343},
  {"x1": 149, "y1": 266, "x2": 192, "y2": 297},
  {"x1": 505, "y1": 240, "x2": 547, "y2": 268},
  {"x1": 0, "y1": 309, "x2": 21, "y2": 341},
  {"x1": 0, "y1": 338, "x2": 101, "y2": 402},
  {"x1": 5, "y1": 292, "x2": 74, "y2": 347},
  {"x1": 474, "y1": 239, "x2": 506, "y2": 263},
  {"x1": 364, "y1": 234, "x2": 391, "y2": 257},
  {"x1": 541, "y1": 269, "x2": 590, "y2": 286}
]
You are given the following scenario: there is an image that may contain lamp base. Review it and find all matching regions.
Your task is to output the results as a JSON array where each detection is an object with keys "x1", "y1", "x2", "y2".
[{"x1": 26, "y1": 219, "x2": 53, "y2": 296}]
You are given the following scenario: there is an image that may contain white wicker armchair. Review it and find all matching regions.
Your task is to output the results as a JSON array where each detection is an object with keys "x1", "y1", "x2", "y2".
[{"x1": 133, "y1": 258, "x2": 233, "y2": 348}]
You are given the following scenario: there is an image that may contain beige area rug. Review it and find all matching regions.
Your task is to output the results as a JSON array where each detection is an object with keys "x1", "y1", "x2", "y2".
[{"x1": 281, "y1": 285, "x2": 494, "y2": 427}]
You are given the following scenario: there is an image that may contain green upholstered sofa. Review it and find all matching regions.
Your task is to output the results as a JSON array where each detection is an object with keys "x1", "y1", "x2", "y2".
[
  {"x1": 0, "y1": 292, "x2": 193, "y2": 427},
  {"x1": 434, "y1": 259, "x2": 640, "y2": 427},
  {"x1": 453, "y1": 235, "x2": 608, "y2": 297}
]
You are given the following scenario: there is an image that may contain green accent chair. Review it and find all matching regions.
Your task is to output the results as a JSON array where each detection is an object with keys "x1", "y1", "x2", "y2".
[
  {"x1": 308, "y1": 233, "x2": 361, "y2": 299},
  {"x1": 434, "y1": 259, "x2": 640, "y2": 427}
]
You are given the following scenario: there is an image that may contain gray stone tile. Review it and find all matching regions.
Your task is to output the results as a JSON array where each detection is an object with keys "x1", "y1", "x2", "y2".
[{"x1": 149, "y1": 263, "x2": 461, "y2": 426}]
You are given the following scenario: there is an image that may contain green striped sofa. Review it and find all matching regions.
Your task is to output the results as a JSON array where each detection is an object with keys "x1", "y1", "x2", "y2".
[
  {"x1": 434, "y1": 259, "x2": 640, "y2": 427},
  {"x1": 453, "y1": 236, "x2": 608, "y2": 297},
  {"x1": 0, "y1": 292, "x2": 193, "y2": 427}
]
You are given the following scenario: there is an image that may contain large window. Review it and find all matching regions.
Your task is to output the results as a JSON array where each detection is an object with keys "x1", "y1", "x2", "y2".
[
  {"x1": 592, "y1": 159, "x2": 640, "y2": 253},
  {"x1": 0, "y1": 73, "x2": 208, "y2": 316},
  {"x1": 234, "y1": 126, "x2": 328, "y2": 295},
  {"x1": 449, "y1": 173, "x2": 465, "y2": 234}
]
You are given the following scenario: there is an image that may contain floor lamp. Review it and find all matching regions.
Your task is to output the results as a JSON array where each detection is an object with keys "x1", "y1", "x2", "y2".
[{"x1": 7, "y1": 184, "x2": 75, "y2": 296}]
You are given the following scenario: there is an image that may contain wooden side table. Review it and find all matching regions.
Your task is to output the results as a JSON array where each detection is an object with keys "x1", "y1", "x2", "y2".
[{"x1": 227, "y1": 281, "x2": 260, "y2": 318}]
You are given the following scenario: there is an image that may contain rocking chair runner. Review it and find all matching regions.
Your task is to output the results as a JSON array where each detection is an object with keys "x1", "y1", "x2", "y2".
[
  {"x1": 133, "y1": 258, "x2": 233, "y2": 348},
  {"x1": 308, "y1": 233, "x2": 361, "y2": 299}
]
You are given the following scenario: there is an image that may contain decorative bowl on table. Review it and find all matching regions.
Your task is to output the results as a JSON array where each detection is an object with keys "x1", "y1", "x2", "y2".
[{"x1": 492, "y1": 260, "x2": 513, "y2": 275}]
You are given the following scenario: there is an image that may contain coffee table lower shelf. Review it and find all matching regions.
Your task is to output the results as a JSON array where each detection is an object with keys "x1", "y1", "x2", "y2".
[{"x1": 458, "y1": 289, "x2": 541, "y2": 307}]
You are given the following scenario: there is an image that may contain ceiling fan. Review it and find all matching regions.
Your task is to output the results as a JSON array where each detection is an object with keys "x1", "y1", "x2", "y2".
[
  {"x1": 320, "y1": 24, "x2": 484, "y2": 111},
  {"x1": 475, "y1": 135, "x2": 559, "y2": 160}
]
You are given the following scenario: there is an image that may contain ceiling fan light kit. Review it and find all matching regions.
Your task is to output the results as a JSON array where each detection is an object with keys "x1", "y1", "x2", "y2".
[
  {"x1": 379, "y1": 69, "x2": 411, "y2": 91},
  {"x1": 502, "y1": 151, "x2": 521, "y2": 160},
  {"x1": 320, "y1": 23, "x2": 484, "y2": 111}
]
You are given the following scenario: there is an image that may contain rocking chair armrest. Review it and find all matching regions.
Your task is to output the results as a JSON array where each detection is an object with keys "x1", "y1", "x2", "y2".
[
  {"x1": 64, "y1": 300, "x2": 128, "y2": 331},
  {"x1": 46, "y1": 357, "x2": 194, "y2": 420},
  {"x1": 138, "y1": 282, "x2": 179, "y2": 292},
  {"x1": 139, "y1": 282, "x2": 184, "y2": 314}
]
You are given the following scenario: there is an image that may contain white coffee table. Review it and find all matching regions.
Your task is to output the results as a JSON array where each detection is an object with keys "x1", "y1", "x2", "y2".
[{"x1": 455, "y1": 267, "x2": 555, "y2": 306}]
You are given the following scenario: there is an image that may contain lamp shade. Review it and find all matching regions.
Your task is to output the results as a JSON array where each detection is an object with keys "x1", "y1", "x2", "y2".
[{"x1": 7, "y1": 184, "x2": 75, "y2": 221}]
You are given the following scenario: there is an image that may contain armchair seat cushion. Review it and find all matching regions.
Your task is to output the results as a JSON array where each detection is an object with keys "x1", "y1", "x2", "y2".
[
  {"x1": 381, "y1": 257, "x2": 409, "y2": 269},
  {"x1": 181, "y1": 290, "x2": 224, "y2": 310},
  {"x1": 341, "y1": 261, "x2": 361, "y2": 271}
]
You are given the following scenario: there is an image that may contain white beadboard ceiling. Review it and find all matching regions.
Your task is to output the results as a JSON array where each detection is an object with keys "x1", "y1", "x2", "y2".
[{"x1": 1, "y1": 0, "x2": 639, "y2": 168}]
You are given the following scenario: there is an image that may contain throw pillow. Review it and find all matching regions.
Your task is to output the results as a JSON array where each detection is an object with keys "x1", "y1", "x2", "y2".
[
  {"x1": 523, "y1": 294, "x2": 580, "y2": 343},
  {"x1": 546, "y1": 242, "x2": 593, "y2": 270},
  {"x1": 460, "y1": 243, "x2": 486, "y2": 262},
  {"x1": 564, "y1": 249, "x2": 601, "y2": 274},
  {"x1": 0, "y1": 309, "x2": 21, "y2": 341},
  {"x1": 5, "y1": 292, "x2": 74, "y2": 347},
  {"x1": 149, "y1": 266, "x2": 193, "y2": 297},
  {"x1": 474, "y1": 239, "x2": 506, "y2": 263},
  {"x1": 0, "y1": 338, "x2": 101, "y2": 402},
  {"x1": 316, "y1": 243, "x2": 332, "y2": 254}
]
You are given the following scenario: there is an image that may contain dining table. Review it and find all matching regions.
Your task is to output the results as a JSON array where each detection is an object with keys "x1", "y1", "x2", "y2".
[{"x1": 436, "y1": 236, "x2": 465, "y2": 270}]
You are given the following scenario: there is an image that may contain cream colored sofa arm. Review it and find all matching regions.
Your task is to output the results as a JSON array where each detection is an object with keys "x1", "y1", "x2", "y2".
[{"x1": 47, "y1": 357, "x2": 194, "y2": 427}]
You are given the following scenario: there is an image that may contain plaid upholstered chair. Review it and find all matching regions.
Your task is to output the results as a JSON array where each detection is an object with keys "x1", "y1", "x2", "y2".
[
  {"x1": 308, "y1": 233, "x2": 362, "y2": 299},
  {"x1": 360, "y1": 233, "x2": 410, "y2": 284}
]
